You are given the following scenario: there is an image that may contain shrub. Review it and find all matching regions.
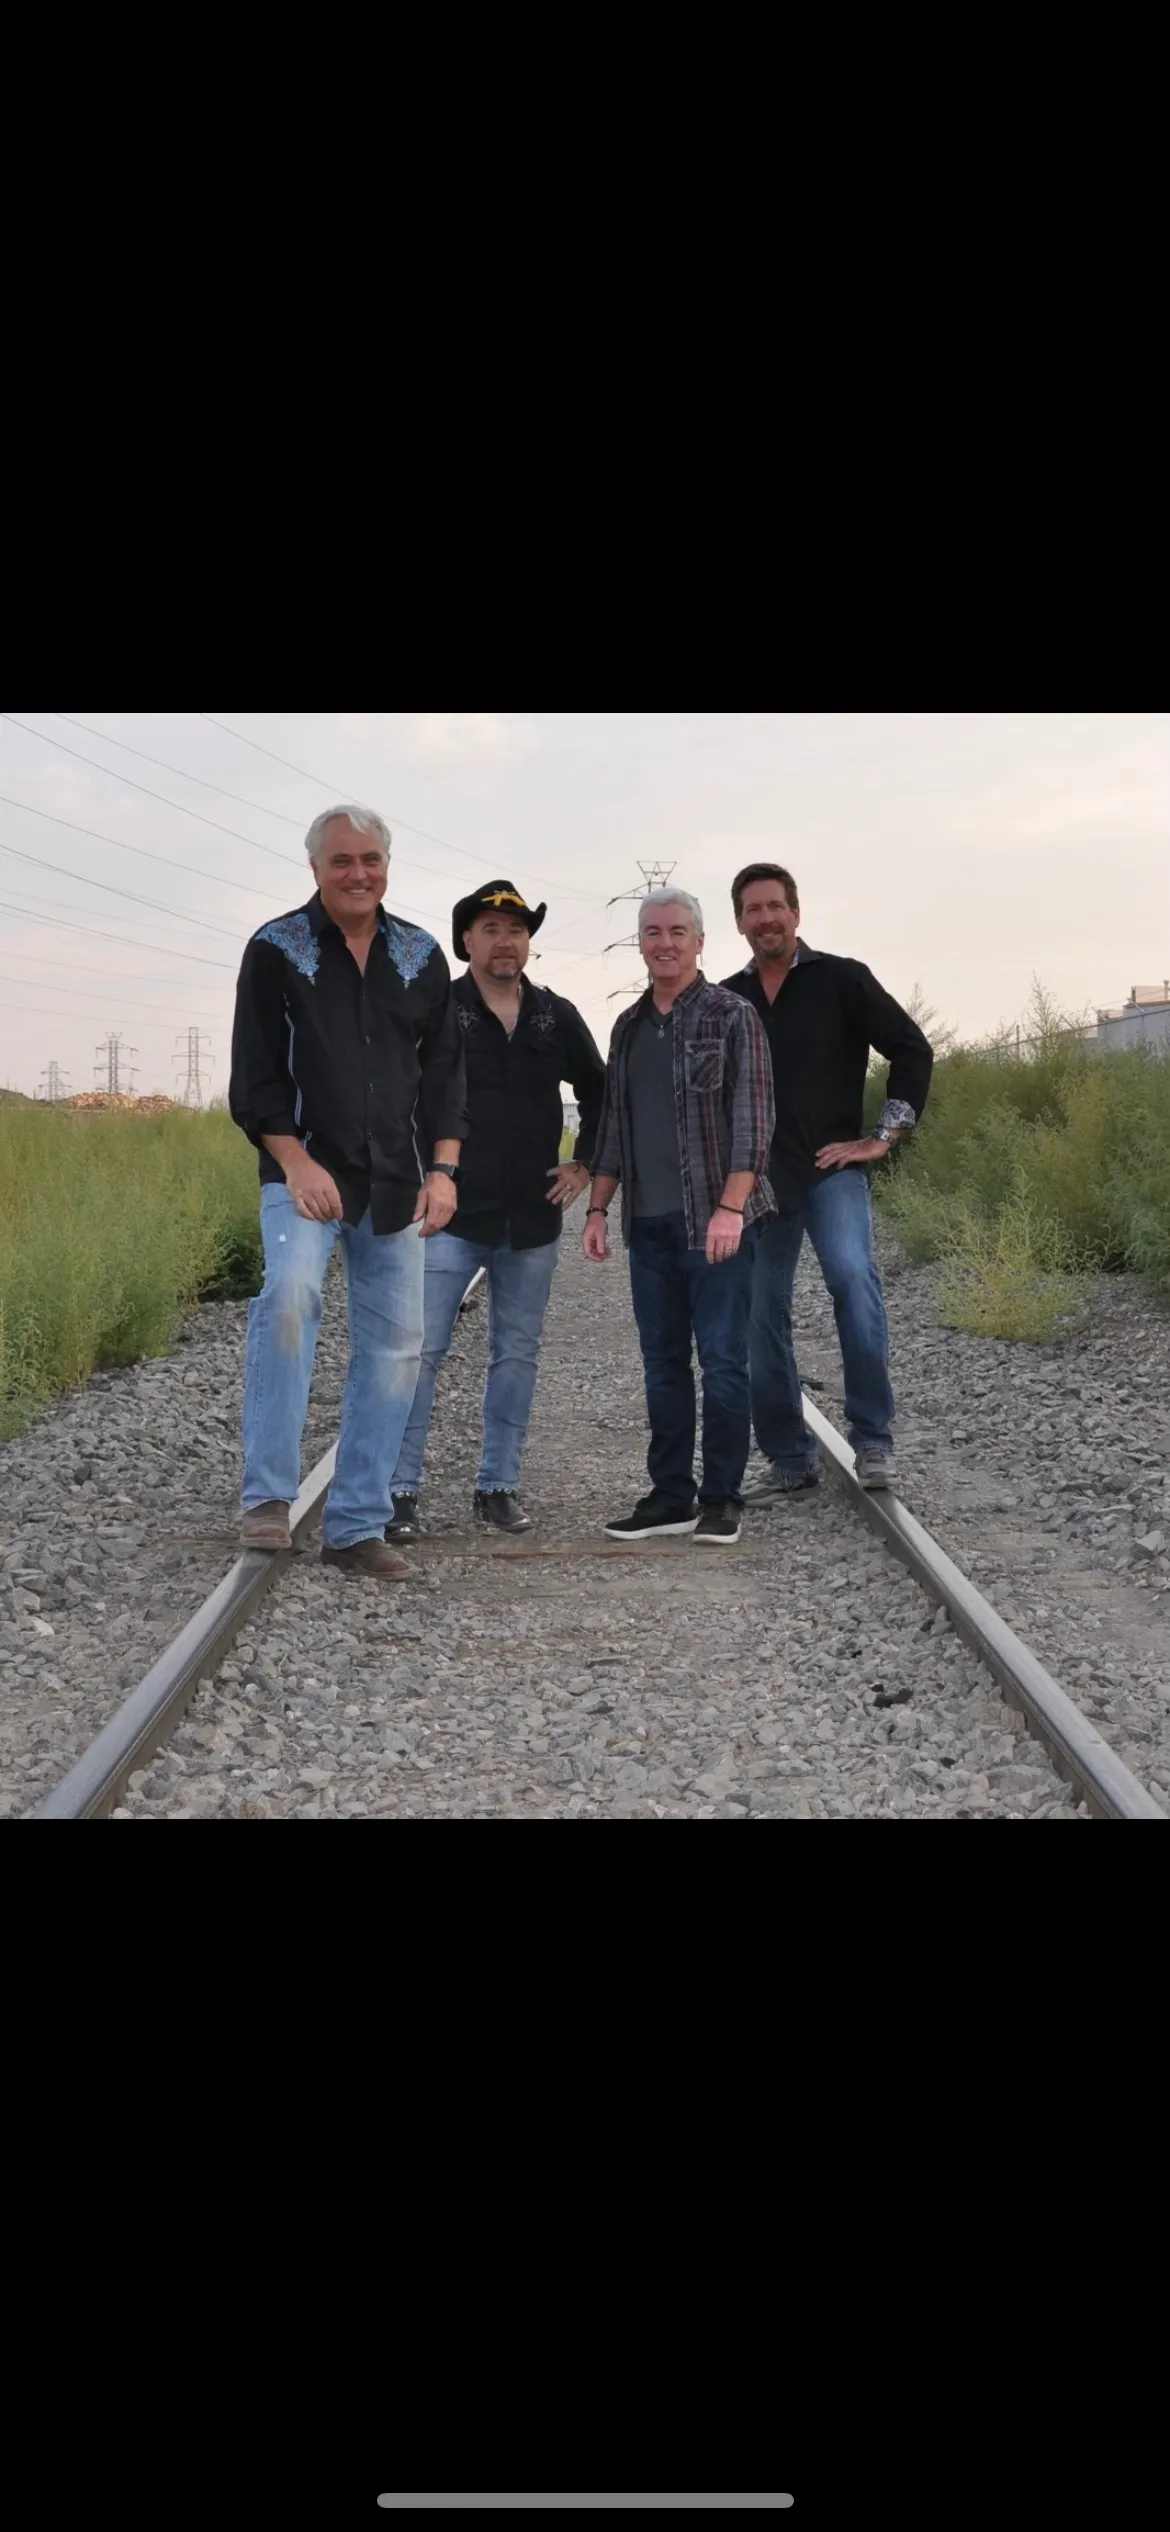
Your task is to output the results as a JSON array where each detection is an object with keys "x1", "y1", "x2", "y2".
[{"x1": 872, "y1": 985, "x2": 1170, "y2": 1336}]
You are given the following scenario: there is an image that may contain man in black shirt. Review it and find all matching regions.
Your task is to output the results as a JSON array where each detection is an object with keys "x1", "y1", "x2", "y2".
[
  {"x1": 387, "y1": 879, "x2": 605, "y2": 1540},
  {"x1": 230, "y1": 805, "x2": 466, "y2": 1578},
  {"x1": 720, "y1": 862, "x2": 932, "y2": 1495}
]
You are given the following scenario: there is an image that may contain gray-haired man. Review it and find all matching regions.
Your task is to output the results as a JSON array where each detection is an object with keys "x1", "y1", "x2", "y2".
[
  {"x1": 584, "y1": 887, "x2": 775, "y2": 1545},
  {"x1": 229, "y1": 806, "x2": 467, "y2": 1579}
]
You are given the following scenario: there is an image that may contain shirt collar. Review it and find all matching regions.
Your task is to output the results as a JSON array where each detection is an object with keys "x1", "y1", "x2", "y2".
[
  {"x1": 634, "y1": 971, "x2": 706, "y2": 1017},
  {"x1": 307, "y1": 890, "x2": 390, "y2": 941},
  {"x1": 460, "y1": 967, "x2": 535, "y2": 1017},
  {"x1": 743, "y1": 937, "x2": 820, "y2": 976}
]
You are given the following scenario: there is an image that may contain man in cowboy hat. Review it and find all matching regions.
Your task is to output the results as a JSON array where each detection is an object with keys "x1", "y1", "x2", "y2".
[{"x1": 387, "y1": 880, "x2": 606, "y2": 1539}]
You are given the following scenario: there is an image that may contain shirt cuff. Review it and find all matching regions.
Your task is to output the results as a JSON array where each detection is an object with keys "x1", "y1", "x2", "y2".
[{"x1": 876, "y1": 1098, "x2": 916, "y2": 1135}]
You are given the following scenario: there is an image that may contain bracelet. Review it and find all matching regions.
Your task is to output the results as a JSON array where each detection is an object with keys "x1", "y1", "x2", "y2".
[
  {"x1": 714, "y1": 1202, "x2": 743, "y2": 1217},
  {"x1": 586, "y1": 1207, "x2": 608, "y2": 1218}
]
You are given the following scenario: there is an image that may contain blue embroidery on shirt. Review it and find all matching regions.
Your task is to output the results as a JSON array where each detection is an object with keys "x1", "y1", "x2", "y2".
[
  {"x1": 255, "y1": 913, "x2": 320, "y2": 982},
  {"x1": 385, "y1": 918, "x2": 437, "y2": 984}
]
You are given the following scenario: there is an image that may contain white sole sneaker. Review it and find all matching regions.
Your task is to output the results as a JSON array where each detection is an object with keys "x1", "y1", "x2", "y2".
[
  {"x1": 693, "y1": 1524, "x2": 742, "y2": 1545},
  {"x1": 603, "y1": 1515, "x2": 700, "y2": 1540}
]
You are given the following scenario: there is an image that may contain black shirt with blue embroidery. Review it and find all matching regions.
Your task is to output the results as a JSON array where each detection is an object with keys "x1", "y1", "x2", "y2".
[{"x1": 229, "y1": 892, "x2": 468, "y2": 1234}]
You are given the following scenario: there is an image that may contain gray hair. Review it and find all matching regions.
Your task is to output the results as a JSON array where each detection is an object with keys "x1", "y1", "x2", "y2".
[
  {"x1": 638, "y1": 885, "x2": 704, "y2": 936},
  {"x1": 305, "y1": 804, "x2": 392, "y2": 867}
]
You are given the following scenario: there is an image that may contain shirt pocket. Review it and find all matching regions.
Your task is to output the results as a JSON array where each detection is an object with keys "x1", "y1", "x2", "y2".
[{"x1": 685, "y1": 1040, "x2": 725, "y2": 1093}]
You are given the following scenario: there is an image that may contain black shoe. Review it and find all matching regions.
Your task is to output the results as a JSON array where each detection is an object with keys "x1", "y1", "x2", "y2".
[
  {"x1": 604, "y1": 1490, "x2": 699, "y2": 1540},
  {"x1": 693, "y1": 1500, "x2": 742, "y2": 1545},
  {"x1": 385, "y1": 1493, "x2": 421, "y2": 1544},
  {"x1": 474, "y1": 1490, "x2": 532, "y2": 1535},
  {"x1": 742, "y1": 1464, "x2": 820, "y2": 1504}
]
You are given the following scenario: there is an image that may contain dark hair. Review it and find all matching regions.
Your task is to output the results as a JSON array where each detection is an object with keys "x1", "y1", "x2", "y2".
[{"x1": 731, "y1": 862, "x2": 799, "y2": 919}]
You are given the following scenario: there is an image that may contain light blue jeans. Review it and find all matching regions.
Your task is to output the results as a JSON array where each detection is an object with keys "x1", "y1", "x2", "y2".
[
  {"x1": 392, "y1": 1229, "x2": 561, "y2": 1496},
  {"x1": 241, "y1": 1184, "x2": 425, "y2": 1548}
]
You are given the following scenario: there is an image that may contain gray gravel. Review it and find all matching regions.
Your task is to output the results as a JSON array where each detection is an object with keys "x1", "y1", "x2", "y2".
[
  {"x1": 7, "y1": 1215, "x2": 1167, "y2": 1820},
  {"x1": 0, "y1": 1265, "x2": 349, "y2": 1817},
  {"x1": 797, "y1": 1222, "x2": 1170, "y2": 1813}
]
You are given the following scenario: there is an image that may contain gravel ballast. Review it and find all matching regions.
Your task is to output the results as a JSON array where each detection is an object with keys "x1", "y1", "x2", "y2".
[{"x1": 4, "y1": 1219, "x2": 1167, "y2": 1821}]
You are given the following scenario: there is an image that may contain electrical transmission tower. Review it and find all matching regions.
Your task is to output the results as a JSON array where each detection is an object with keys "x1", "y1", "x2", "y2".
[
  {"x1": 174, "y1": 1028, "x2": 213, "y2": 1109},
  {"x1": 604, "y1": 860, "x2": 678, "y2": 1002},
  {"x1": 95, "y1": 1033, "x2": 138, "y2": 1096},
  {"x1": 38, "y1": 1060, "x2": 70, "y2": 1103}
]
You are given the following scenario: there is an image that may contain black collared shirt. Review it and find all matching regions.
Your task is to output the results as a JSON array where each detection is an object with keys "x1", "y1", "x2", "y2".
[
  {"x1": 719, "y1": 941, "x2": 933, "y2": 1197},
  {"x1": 453, "y1": 970, "x2": 606, "y2": 1248},
  {"x1": 229, "y1": 893, "x2": 468, "y2": 1234}
]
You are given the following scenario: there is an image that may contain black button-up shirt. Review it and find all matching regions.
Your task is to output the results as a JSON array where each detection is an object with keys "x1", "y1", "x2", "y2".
[
  {"x1": 719, "y1": 941, "x2": 933, "y2": 1198},
  {"x1": 229, "y1": 893, "x2": 468, "y2": 1234},
  {"x1": 454, "y1": 971, "x2": 606, "y2": 1248}
]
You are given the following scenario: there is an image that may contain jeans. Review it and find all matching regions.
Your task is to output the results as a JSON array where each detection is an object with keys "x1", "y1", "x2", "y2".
[
  {"x1": 241, "y1": 1184, "x2": 425, "y2": 1548},
  {"x1": 392, "y1": 1229, "x2": 561, "y2": 1496},
  {"x1": 627, "y1": 1212, "x2": 756, "y2": 1507},
  {"x1": 750, "y1": 1168, "x2": 894, "y2": 1470}
]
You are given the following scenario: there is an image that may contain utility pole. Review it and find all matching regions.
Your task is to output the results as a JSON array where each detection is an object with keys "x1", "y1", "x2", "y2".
[
  {"x1": 94, "y1": 1033, "x2": 137, "y2": 1096},
  {"x1": 604, "y1": 860, "x2": 678, "y2": 1003},
  {"x1": 38, "y1": 1060, "x2": 70, "y2": 1103},
  {"x1": 174, "y1": 1027, "x2": 213, "y2": 1109}
]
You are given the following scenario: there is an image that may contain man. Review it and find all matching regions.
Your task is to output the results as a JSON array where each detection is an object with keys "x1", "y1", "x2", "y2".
[
  {"x1": 720, "y1": 863, "x2": 933, "y2": 1496},
  {"x1": 387, "y1": 881, "x2": 605, "y2": 1540},
  {"x1": 583, "y1": 888, "x2": 775, "y2": 1546},
  {"x1": 229, "y1": 805, "x2": 466, "y2": 1580}
]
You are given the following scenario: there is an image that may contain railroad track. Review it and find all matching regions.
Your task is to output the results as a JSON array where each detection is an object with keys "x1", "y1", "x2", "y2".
[{"x1": 30, "y1": 1271, "x2": 1167, "y2": 1822}]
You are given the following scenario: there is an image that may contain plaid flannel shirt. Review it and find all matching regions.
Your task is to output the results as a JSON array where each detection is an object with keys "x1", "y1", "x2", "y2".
[{"x1": 593, "y1": 975, "x2": 776, "y2": 1247}]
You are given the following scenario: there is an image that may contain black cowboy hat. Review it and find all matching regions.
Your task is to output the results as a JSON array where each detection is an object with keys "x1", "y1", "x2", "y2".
[{"x1": 452, "y1": 880, "x2": 547, "y2": 963}]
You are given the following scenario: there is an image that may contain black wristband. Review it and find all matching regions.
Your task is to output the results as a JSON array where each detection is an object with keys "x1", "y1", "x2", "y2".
[{"x1": 586, "y1": 1206, "x2": 608, "y2": 1218}]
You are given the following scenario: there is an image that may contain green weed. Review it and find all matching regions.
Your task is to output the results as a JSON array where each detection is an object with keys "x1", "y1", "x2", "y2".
[{"x1": 0, "y1": 1106, "x2": 261, "y2": 1436}]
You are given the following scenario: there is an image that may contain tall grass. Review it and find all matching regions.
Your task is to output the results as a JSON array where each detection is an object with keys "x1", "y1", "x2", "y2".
[
  {"x1": 0, "y1": 1106, "x2": 261, "y2": 1436},
  {"x1": 868, "y1": 990, "x2": 1170, "y2": 1341}
]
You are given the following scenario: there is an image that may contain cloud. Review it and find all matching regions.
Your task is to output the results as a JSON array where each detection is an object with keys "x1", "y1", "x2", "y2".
[{"x1": 333, "y1": 713, "x2": 535, "y2": 768}]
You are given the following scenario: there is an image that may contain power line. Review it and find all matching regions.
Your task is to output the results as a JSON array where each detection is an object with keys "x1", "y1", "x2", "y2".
[
  {"x1": 0, "y1": 828, "x2": 249, "y2": 937},
  {"x1": 0, "y1": 897, "x2": 237, "y2": 969},
  {"x1": 0, "y1": 967, "x2": 226, "y2": 1023},
  {"x1": 52, "y1": 714, "x2": 307, "y2": 825},
  {"x1": 38, "y1": 1060, "x2": 69, "y2": 1103},
  {"x1": 2, "y1": 714, "x2": 304, "y2": 869},
  {"x1": 0, "y1": 944, "x2": 227, "y2": 996},
  {"x1": 45, "y1": 715, "x2": 545, "y2": 896},
  {"x1": 0, "y1": 782, "x2": 286, "y2": 903},
  {"x1": 196, "y1": 712, "x2": 605, "y2": 900}
]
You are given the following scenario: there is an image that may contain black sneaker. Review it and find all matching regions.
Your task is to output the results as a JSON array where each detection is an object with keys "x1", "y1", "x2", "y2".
[
  {"x1": 474, "y1": 1490, "x2": 532, "y2": 1535},
  {"x1": 604, "y1": 1490, "x2": 699, "y2": 1540},
  {"x1": 742, "y1": 1464, "x2": 820, "y2": 1504},
  {"x1": 693, "y1": 1500, "x2": 742, "y2": 1545},
  {"x1": 385, "y1": 1493, "x2": 421, "y2": 1544}
]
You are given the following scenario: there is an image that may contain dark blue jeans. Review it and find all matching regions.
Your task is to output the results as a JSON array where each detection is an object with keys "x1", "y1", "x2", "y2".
[
  {"x1": 750, "y1": 1167, "x2": 894, "y2": 1471},
  {"x1": 627, "y1": 1212, "x2": 756, "y2": 1508}
]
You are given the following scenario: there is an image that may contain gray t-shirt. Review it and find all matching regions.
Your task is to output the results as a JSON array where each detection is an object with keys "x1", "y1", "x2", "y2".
[{"x1": 628, "y1": 1003, "x2": 684, "y2": 1218}]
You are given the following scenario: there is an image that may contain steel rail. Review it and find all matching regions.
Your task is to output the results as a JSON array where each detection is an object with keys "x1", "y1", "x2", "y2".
[
  {"x1": 30, "y1": 1270, "x2": 486, "y2": 1821},
  {"x1": 801, "y1": 1392, "x2": 1166, "y2": 1822}
]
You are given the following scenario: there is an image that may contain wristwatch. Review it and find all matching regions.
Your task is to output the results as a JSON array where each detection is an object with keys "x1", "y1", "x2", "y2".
[
  {"x1": 429, "y1": 1161, "x2": 460, "y2": 1182},
  {"x1": 872, "y1": 1129, "x2": 892, "y2": 1145}
]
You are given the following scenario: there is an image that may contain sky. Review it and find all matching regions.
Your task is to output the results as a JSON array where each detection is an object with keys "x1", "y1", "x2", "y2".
[{"x1": 0, "y1": 711, "x2": 1165, "y2": 1098}]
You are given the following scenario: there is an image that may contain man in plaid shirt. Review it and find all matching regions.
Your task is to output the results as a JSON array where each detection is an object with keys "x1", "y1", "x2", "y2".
[{"x1": 583, "y1": 888, "x2": 775, "y2": 1545}]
